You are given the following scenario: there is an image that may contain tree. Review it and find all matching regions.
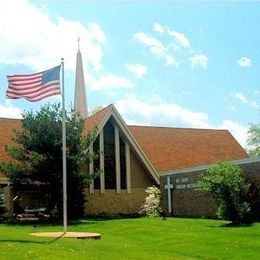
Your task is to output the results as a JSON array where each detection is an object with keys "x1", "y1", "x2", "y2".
[
  {"x1": 200, "y1": 163, "x2": 252, "y2": 224},
  {"x1": 0, "y1": 103, "x2": 97, "y2": 219},
  {"x1": 247, "y1": 123, "x2": 260, "y2": 157},
  {"x1": 140, "y1": 186, "x2": 161, "y2": 217}
]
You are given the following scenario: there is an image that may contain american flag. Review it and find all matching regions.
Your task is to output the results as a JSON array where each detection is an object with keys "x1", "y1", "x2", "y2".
[{"x1": 6, "y1": 65, "x2": 61, "y2": 102}]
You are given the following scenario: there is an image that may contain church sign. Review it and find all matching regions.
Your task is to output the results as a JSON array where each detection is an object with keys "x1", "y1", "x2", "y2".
[
  {"x1": 175, "y1": 177, "x2": 201, "y2": 190},
  {"x1": 163, "y1": 175, "x2": 201, "y2": 214}
]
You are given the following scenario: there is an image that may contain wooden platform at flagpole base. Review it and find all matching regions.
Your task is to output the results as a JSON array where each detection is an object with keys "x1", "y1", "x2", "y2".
[{"x1": 30, "y1": 232, "x2": 101, "y2": 239}]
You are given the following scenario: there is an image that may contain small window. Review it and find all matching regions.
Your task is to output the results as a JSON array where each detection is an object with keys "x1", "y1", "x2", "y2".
[{"x1": 0, "y1": 192, "x2": 5, "y2": 207}]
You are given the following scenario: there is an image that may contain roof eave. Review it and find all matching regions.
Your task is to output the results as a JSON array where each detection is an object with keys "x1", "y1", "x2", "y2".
[
  {"x1": 110, "y1": 105, "x2": 160, "y2": 185},
  {"x1": 160, "y1": 157, "x2": 260, "y2": 177},
  {"x1": 91, "y1": 104, "x2": 160, "y2": 185}
]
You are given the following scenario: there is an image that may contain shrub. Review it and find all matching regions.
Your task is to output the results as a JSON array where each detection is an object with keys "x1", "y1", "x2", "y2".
[
  {"x1": 200, "y1": 163, "x2": 252, "y2": 224},
  {"x1": 140, "y1": 186, "x2": 161, "y2": 217}
]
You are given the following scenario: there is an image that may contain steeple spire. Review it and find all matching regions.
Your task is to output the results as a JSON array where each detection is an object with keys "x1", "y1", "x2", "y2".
[{"x1": 74, "y1": 38, "x2": 88, "y2": 119}]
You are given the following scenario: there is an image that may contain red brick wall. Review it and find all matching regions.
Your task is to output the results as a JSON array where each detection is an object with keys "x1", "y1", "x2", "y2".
[{"x1": 160, "y1": 159, "x2": 260, "y2": 217}]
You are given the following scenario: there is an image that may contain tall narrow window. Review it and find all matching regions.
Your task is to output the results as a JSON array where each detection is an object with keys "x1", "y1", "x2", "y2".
[
  {"x1": 0, "y1": 192, "x2": 5, "y2": 207},
  {"x1": 104, "y1": 121, "x2": 116, "y2": 189},
  {"x1": 93, "y1": 135, "x2": 100, "y2": 189},
  {"x1": 120, "y1": 137, "x2": 126, "y2": 189},
  {"x1": 0, "y1": 191, "x2": 5, "y2": 215}
]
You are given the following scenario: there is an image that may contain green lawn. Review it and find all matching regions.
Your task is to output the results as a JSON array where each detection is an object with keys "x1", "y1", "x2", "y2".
[{"x1": 0, "y1": 218, "x2": 259, "y2": 259}]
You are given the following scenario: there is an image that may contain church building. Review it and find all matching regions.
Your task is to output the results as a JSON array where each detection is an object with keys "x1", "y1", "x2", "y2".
[{"x1": 0, "y1": 47, "x2": 254, "y2": 218}]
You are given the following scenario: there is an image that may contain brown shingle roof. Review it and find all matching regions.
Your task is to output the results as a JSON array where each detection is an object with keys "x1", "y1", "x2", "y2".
[
  {"x1": 0, "y1": 106, "x2": 113, "y2": 162},
  {"x1": 129, "y1": 126, "x2": 249, "y2": 173},
  {"x1": 0, "y1": 118, "x2": 21, "y2": 179},
  {"x1": 0, "y1": 109, "x2": 250, "y2": 176},
  {"x1": 0, "y1": 118, "x2": 21, "y2": 162},
  {"x1": 83, "y1": 105, "x2": 112, "y2": 134}
]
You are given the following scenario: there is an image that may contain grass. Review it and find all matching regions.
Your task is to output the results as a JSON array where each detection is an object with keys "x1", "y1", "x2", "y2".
[{"x1": 0, "y1": 217, "x2": 259, "y2": 259}]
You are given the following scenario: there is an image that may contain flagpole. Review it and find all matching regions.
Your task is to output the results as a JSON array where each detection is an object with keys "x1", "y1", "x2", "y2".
[{"x1": 61, "y1": 58, "x2": 67, "y2": 233}]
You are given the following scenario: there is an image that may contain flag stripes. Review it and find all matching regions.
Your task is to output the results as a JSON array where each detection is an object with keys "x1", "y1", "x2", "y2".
[{"x1": 6, "y1": 65, "x2": 61, "y2": 102}]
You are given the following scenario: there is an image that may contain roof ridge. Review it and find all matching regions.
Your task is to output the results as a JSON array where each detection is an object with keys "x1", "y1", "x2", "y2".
[
  {"x1": 0, "y1": 117, "x2": 21, "y2": 121},
  {"x1": 84, "y1": 104, "x2": 113, "y2": 121},
  {"x1": 128, "y1": 125, "x2": 228, "y2": 132}
]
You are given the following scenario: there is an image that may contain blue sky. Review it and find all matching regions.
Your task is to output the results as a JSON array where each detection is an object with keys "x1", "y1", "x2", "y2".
[{"x1": 0, "y1": 1, "x2": 259, "y2": 149}]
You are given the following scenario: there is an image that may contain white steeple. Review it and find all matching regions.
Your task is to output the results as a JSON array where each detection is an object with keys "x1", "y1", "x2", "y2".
[{"x1": 74, "y1": 38, "x2": 88, "y2": 119}]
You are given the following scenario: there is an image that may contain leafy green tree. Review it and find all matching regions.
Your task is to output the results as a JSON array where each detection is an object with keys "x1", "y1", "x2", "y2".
[
  {"x1": 247, "y1": 123, "x2": 260, "y2": 157},
  {"x1": 200, "y1": 163, "x2": 252, "y2": 224},
  {"x1": 0, "y1": 103, "x2": 97, "y2": 219}
]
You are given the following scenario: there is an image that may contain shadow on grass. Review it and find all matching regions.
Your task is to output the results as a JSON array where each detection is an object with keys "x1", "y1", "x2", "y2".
[
  {"x1": 0, "y1": 239, "x2": 46, "y2": 244},
  {"x1": 208, "y1": 222, "x2": 254, "y2": 228},
  {"x1": 4, "y1": 219, "x2": 98, "y2": 227},
  {"x1": 0, "y1": 235, "x2": 63, "y2": 244},
  {"x1": 46, "y1": 234, "x2": 65, "y2": 244},
  {"x1": 219, "y1": 222, "x2": 254, "y2": 228}
]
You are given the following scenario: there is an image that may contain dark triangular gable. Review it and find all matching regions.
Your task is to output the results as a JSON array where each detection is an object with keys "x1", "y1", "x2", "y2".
[{"x1": 84, "y1": 104, "x2": 160, "y2": 184}]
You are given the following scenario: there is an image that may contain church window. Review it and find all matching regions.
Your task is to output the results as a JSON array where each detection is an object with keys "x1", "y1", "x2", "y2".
[
  {"x1": 104, "y1": 121, "x2": 116, "y2": 189},
  {"x1": 93, "y1": 135, "x2": 100, "y2": 189},
  {"x1": 91, "y1": 119, "x2": 130, "y2": 192},
  {"x1": 120, "y1": 137, "x2": 127, "y2": 189},
  {"x1": 0, "y1": 191, "x2": 5, "y2": 207}
]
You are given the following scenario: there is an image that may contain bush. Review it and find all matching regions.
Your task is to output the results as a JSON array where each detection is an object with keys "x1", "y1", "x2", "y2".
[
  {"x1": 200, "y1": 163, "x2": 252, "y2": 224},
  {"x1": 140, "y1": 186, "x2": 161, "y2": 217}
]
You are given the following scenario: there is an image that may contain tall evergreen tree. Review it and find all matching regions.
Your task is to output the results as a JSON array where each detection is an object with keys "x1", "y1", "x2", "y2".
[{"x1": 0, "y1": 103, "x2": 97, "y2": 219}]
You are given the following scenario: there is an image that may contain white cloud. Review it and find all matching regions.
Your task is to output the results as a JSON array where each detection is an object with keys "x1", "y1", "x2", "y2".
[
  {"x1": 234, "y1": 92, "x2": 247, "y2": 103},
  {"x1": 115, "y1": 94, "x2": 248, "y2": 148},
  {"x1": 134, "y1": 32, "x2": 178, "y2": 67},
  {"x1": 115, "y1": 94, "x2": 210, "y2": 128},
  {"x1": 135, "y1": 24, "x2": 208, "y2": 69},
  {"x1": 237, "y1": 57, "x2": 252, "y2": 67},
  {"x1": 219, "y1": 120, "x2": 249, "y2": 149},
  {"x1": 153, "y1": 23, "x2": 165, "y2": 34},
  {"x1": 234, "y1": 92, "x2": 258, "y2": 109},
  {"x1": 152, "y1": 23, "x2": 191, "y2": 48},
  {"x1": 134, "y1": 32, "x2": 166, "y2": 50},
  {"x1": 0, "y1": 102, "x2": 22, "y2": 119},
  {"x1": 167, "y1": 29, "x2": 191, "y2": 48},
  {"x1": 190, "y1": 54, "x2": 208, "y2": 69},
  {"x1": 0, "y1": 0, "x2": 106, "y2": 71},
  {"x1": 249, "y1": 101, "x2": 258, "y2": 109},
  {"x1": 166, "y1": 56, "x2": 178, "y2": 66},
  {"x1": 126, "y1": 64, "x2": 147, "y2": 78},
  {"x1": 87, "y1": 73, "x2": 134, "y2": 91}
]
